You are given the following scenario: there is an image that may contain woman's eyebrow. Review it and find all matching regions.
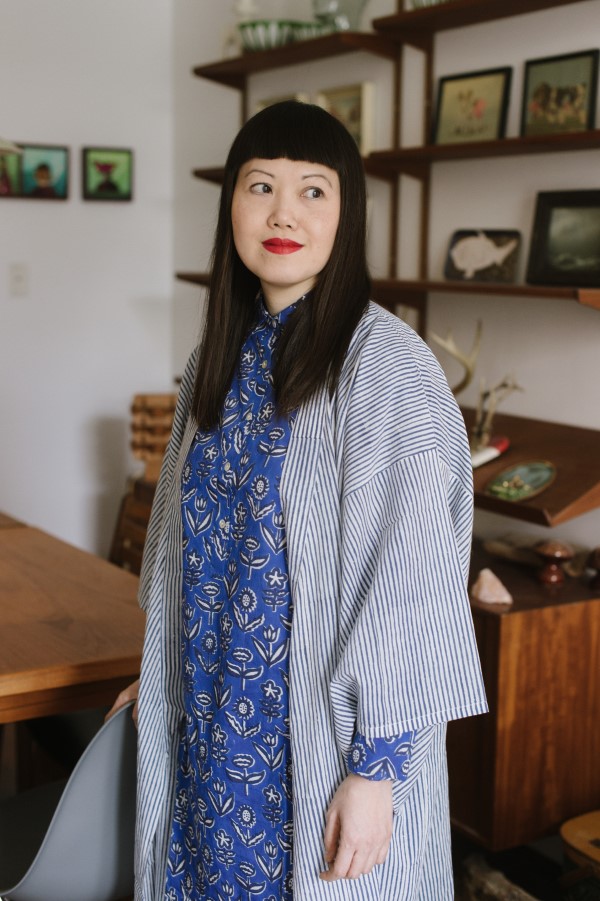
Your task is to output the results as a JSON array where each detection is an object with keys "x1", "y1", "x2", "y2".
[
  {"x1": 302, "y1": 173, "x2": 333, "y2": 188},
  {"x1": 244, "y1": 168, "x2": 275, "y2": 179}
]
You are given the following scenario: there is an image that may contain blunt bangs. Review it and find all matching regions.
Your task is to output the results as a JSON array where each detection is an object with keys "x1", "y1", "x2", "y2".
[{"x1": 225, "y1": 101, "x2": 361, "y2": 183}]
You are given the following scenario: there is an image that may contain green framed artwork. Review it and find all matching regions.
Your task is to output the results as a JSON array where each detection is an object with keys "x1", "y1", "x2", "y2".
[
  {"x1": 0, "y1": 152, "x2": 22, "y2": 197},
  {"x1": 20, "y1": 144, "x2": 69, "y2": 199},
  {"x1": 82, "y1": 147, "x2": 133, "y2": 201},
  {"x1": 432, "y1": 67, "x2": 512, "y2": 145}
]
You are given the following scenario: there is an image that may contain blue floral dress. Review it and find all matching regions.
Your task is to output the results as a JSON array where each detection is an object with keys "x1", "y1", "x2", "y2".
[{"x1": 164, "y1": 296, "x2": 416, "y2": 901}]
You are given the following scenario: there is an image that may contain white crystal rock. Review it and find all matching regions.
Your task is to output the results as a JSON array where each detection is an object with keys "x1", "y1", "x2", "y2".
[{"x1": 470, "y1": 568, "x2": 513, "y2": 605}]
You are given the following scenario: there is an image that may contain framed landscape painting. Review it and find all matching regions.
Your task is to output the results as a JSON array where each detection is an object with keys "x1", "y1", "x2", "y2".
[{"x1": 527, "y1": 190, "x2": 600, "y2": 287}]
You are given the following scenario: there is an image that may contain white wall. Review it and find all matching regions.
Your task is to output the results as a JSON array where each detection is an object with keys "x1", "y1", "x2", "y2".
[{"x1": 0, "y1": 1, "x2": 174, "y2": 554}]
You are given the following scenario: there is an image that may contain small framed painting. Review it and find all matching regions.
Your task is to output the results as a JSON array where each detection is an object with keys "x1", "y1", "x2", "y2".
[
  {"x1": 444, "y1": 229, "x2": 521, "y2": 282},
  {"x1": 315, "y1": 83, "x2": 374, "y2": 155},
  {"x1": 0, "y1": 151, "x2": 22, "y2": 198},
  {"x1": 526, "y1": 190, "x2": 600, "y2": 287},
  {"x1": 432, "y1": 67, "x2": 512, "y2": 145},
  {"x1": 521, "y1": 49, "x2": 599, "y2": 137},
  {"x1": 20, "y1": 144, "x2": 69, "y2": 200},
  {"x1": 82, "y1": 147, "x2": 133, "y2": 201}
]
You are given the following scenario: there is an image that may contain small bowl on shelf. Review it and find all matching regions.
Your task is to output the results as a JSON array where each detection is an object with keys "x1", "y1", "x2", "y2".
[
  {"x1": 237, "y1": 19, "x2": 295, "y2": 52},
  {"x1": 289, "y1": 20, "x2": 334, "y2": 41}
]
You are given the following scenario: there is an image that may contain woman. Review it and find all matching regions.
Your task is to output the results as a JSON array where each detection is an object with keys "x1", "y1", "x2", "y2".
[{"x1": 110, "y1": 100, "x2": 487, "y2": 900}]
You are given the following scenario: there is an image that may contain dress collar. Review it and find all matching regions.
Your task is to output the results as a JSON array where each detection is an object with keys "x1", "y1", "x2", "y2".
[{"x1": 258, "y1": 292, "x2": 310, "y2": 328}]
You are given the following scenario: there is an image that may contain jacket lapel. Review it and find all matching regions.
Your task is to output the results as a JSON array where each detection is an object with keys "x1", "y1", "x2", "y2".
[{"x1": 280, "y1": 388, "x2": 329, "y2": 586}]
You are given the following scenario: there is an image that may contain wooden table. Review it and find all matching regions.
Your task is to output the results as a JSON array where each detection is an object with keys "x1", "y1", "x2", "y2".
[
  {"x1": 0, "y1": 525, "x2": 145, "y2": 724},
  {"x1": 0, "y1": 512, "x2": 26, "y2": 530}
]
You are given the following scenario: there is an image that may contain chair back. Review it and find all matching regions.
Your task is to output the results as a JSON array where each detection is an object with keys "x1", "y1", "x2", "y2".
[{"x1": 0, "y1": 702, "x2": 136, "y2": 901}]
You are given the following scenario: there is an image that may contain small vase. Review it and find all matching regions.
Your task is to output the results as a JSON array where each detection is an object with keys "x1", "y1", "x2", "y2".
[{"x1": 312, "y1": 0, "x2": 370, "y2": 31}]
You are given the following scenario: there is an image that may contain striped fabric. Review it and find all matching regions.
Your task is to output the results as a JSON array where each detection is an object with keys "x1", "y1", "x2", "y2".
[{"x1": 135, "y1": 302, "x2": 488, "y2": 900}]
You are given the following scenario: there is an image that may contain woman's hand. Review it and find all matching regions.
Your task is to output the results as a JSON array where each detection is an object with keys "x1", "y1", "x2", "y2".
[
  {"x1": 105, "y1": 678, "x2": 140, "y2": 727},
  {"x1": 320, "y1": 773, "x2": 393, "y2": 881}
]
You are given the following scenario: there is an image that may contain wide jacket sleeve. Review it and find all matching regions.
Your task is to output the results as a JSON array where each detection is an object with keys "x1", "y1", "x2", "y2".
[{"x1": 329, "y1": 308, "x2": 487, "y2": 740}]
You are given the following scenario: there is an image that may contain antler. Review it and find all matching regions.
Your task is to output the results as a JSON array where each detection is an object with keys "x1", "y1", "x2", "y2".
[
  {"x1": 430, "y1": 320, "x2": 482, "y2": 396},
  {"x1": 471, "y1": 374, "x2": 523, "y2": 450}
]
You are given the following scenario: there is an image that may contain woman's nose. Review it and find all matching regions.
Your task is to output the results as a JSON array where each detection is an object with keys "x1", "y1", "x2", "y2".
[{"x1": 267, "y1": 201, "x2": 297, "y2": 229}]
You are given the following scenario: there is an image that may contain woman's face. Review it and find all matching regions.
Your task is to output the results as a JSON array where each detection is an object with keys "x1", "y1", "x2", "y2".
[{"x1": 231, "y1": 157, "x2": 341, "y2": 314}]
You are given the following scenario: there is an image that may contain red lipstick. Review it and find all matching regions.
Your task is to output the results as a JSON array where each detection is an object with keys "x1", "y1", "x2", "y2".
[{"x1": 262, "y1": 238, "x2": 303, "y2": 255}]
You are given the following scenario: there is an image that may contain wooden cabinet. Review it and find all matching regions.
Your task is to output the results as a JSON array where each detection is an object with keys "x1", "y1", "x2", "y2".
[{"x1": 448, "y1": 544, "x2": 600, "y2": 851}]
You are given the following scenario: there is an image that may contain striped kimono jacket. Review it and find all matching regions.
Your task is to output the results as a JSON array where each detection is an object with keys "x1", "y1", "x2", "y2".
[{"x1": 135, "y1": 301, "x2": 488, "y2": 901}]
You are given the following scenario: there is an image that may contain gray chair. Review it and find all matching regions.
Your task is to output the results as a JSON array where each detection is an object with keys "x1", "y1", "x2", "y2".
[{"x1": 0, "y1": 701, "x2": 137, "y2": 901}]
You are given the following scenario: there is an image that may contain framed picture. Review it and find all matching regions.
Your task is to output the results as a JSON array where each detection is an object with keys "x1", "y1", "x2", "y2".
[
  {"x1": 0, "y1": 151, "x2": 22, "y2": 198},
  {"x1": 526, "y1": 190, "x2": 600, "y2": 287},
  {"x1": 18, "y1": 144, "x2": 69, "y2": 200},
  {"x1": 520, "y1": 49, "x2": 599, "y2": 137},
  {"x1": 444, "y1": 229, "x2": 521, "y2": 282},
  {"x1": 82, "y1": 147, "x2": 133, "y2": 201},
  {"x1": 254, "y1": 93, "x2": 310, "y2": 114},
  {"x1": 432, "y1": 67, "x2": 512, "y2": 145},
  {"x1": 315, "y1": 83, "x2": 374, "y2": 155}
]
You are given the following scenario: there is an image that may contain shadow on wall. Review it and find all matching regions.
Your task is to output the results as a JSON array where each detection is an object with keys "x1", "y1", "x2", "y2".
[{"x1": 88, "y1": 416, "x2": 129, "y2": 558}]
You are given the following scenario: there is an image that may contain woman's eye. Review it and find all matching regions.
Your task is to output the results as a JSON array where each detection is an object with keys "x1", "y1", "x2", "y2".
[
  {"x1": 303, "y1": 186, "x2": 324, "y2": 199},
  {"x1": 250, "y1": 182, "x2": 272, "y2": 195}
]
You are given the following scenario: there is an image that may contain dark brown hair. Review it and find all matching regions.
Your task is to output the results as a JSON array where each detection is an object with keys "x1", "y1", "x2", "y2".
[{"x1": 192, "y1": 100, "x2": 371, "y2": 429}]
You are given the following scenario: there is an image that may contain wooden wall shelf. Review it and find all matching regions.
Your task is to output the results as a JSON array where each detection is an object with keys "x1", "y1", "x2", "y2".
[
  {"x1": 463, "y1": 408, "x2": 600, "y2": 527},
  {"x1": 367, "y1": 130, "x2": 600, "y2": 176},
  {"x1": 192, "y1": 167, "x2": 225, "y2": 185},
  {"x1": 177, "y1": 271, "x2": 210, "y2": 287},
  {"x1": 389, "y1": 279, "x2": 600, "y2": 311},
  {"x1": 193, "y1": 32, "x2": 397, "y2": 90},
  {"x1": 374, "y1": 0, "x2": 585, "y2": 45}
]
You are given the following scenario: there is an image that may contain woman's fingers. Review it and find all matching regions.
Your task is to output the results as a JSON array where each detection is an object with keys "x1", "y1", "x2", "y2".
[
  {"x1": 105, "y1": 678, "x2": 140, "y2": 724},
  {"x1": 319, "y1": 773, "x2": 393, "y2": 881},
  {"x1": 320, "y1": 842, "x2": 356, "y2": 881},
  {"x1": 322, "y1": 808, "x2": 340, "y2": 864}
]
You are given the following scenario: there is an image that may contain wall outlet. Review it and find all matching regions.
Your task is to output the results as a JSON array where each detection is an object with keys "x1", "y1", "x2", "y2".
[{"x1": 9, "y1": 263, "x2": 29, "y2": 298}]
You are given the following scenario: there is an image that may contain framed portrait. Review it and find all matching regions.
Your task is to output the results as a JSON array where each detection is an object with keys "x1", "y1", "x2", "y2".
[
  {"x1": 526, "y1": 190, "x2": 600, "y2": 287},
  {"x1": 254, "y1": 93, "x2": 310, "y2": 115},
  {"x1": 82, "y1": 147, "x2": 133, "y2": 201},
  {"x1": 0, "y1": 151, "x2": 22, "y2": 198},
  {"x1": 432, "y1": 67, "x2": 512, "y2": 145},
  {"x1": 19, "y1": 144, "x2": 69, "y2": 200},
  {"x1": 444, "y1": 229, "x2": 521, "y2": 282},
  {"x1": 315, "y1": 83, "x2": 374, "y2": 155},
  {"x1": 520, "y1": 49, "x2": 599, "y2": 137}
]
